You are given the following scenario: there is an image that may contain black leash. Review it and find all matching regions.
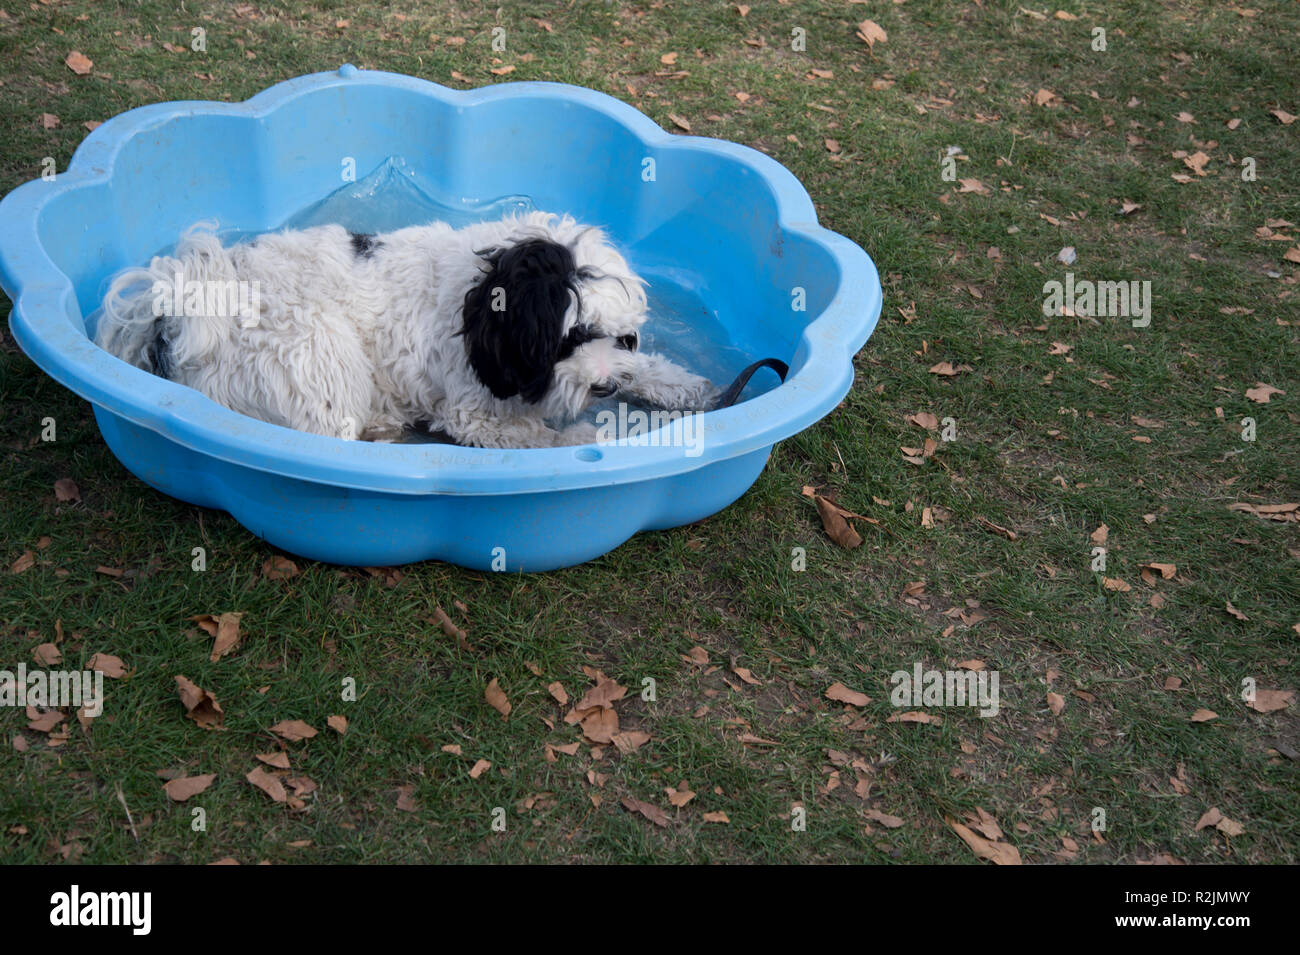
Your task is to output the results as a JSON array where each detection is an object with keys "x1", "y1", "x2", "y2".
[{"x1": 712, "y1": 357, "x2": 789, "y2": 409}]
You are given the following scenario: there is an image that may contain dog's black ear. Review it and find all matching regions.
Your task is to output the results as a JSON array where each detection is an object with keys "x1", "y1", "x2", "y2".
[{"x1": 461, "y1": 239, "x2": 578, "y2": 403}]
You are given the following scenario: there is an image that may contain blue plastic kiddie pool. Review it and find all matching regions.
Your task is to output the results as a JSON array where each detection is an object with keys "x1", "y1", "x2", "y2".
[{"x1": 0, "y1": 66, "x2": 881, "y2": 570}]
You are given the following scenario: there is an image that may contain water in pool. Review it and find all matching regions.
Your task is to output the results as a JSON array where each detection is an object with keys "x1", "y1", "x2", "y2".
[{"x1": 92, "y1": 157, "x2": 766, "y2": 442}]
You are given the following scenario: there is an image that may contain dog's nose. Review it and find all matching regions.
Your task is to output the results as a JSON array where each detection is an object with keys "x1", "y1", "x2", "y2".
[{"x1": 591, "y1": 380, "x2": 618, "y2": 399}]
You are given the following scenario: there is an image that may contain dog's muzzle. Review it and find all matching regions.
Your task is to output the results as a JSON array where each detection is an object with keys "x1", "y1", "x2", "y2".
[{"x1": 591, "y1": 380, "x2": 619, "y2": 399}]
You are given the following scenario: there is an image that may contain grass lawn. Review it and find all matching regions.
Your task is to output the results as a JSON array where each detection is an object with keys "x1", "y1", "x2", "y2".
[{"x1": 0, "y1": 0, "x2": 1296, "y2": 864}]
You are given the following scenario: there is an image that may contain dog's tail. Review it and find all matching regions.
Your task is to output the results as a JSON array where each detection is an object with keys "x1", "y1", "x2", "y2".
[{"x1": 94, "y1": 220, "x2": 240, "y2": 376}]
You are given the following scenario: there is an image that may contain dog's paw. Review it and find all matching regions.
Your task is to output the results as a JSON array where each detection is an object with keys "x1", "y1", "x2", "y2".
[{"x1": 556, "y1": 421, "x2": 600, "y2": 446}]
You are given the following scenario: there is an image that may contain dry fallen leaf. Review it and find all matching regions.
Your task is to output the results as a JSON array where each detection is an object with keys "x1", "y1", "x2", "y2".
[
  {"x1": 702, "y1": 810, "x2": 730, "y2": 823},
  {"x1": 256, "y1": 751, "x2": 291, "y2": 769},
  {"x1": 947, "y1": 817, "x2": 1021, "y2": 865},
  {"x1": 469, "y1": 759, "x2": 491, "y2": 779},
  {"x1": 65, "y1": 51, "x2": 92, "y2": 75},
  {"x1": 612, "y1": 730, "x2": 651, "y2": 754},
  {"x1": 1246, "y1": 689, "x2": 1294, "y2": 714},
  {"x1": 1190, "y1": 708, "x2": 1218, "y2": 723},
  {"x1": 53, "y1": 478, "x2": 80, "y2": 502},
  {"x1": 576, "y1": 676, "x2": 626, "y2": 711},
  {"x1": 1047, "y1": 691, "x2": 1066, "y2": 715},
  {"x1": 269, "y1": 719, "x2": 318, "y2": 741},
  {"x1": 485, "y1": 677, "x2": 512, "y2": 719},
  {"x1": 865, "y1": 808, "x2": 905, "y2": 829},
  {"x1": 327, "y1": 714, "x2": 348, "y2": 734},
  {"x1": 826, "y1": 682, "x2": 872, "y2": 707},
  {"x1": 193, "y1": 612, "x2": 243, "y2": 662},
  {"x1": 85, "y1": 652, "x2": 128, "y2": 678},
  {"x1": 1034, "y1": 88, "x2": 1060, "y2": 107},
  {"x1": 1245, "y1": 382, "x2": 1284, "y2": 403},
  {"x1": 33, "y1": 643, "x2": 62, "y2": 666},
  {"x1": 10, "y1": 551, "x2": 35, "y2": 574},
  {"x1": 581, "y1": 707, "x2": 619, "y2": 744},
  {"x1": 666, "y1": 784, "x2": 696, "y2": 807},
  {"x1": 1270, "y1": 108, "x2": 1296, "y2": 125},
  {"x1": 395, "y1": 784, "x2": 419, "y2": 810},
  {"x1": 1225, "y1": 600, "x2": 1249, "y2": 621},
  {"x1": 856, "y1": 20, "x2": 887, "y2": 53},
  {"x1": 815, "y1": 495, "x2": 863, "y2": 549},
  {"x1": 245, "y1": 766, "x2": 287, "y2": 803},
  {"x1": 261, "y1": 556, "x2": 299, "y2": 580},
  {"x1": 621, "y1": 796, "x2": 669, "y2": 827},
  {"x1": 164, "y1": 773, "x2": 216, "y2": 802}
]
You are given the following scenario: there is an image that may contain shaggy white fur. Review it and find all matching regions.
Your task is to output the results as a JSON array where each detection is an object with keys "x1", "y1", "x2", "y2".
[{"x1": 95, "y1": 212, "x2": 719, "y2": 448}]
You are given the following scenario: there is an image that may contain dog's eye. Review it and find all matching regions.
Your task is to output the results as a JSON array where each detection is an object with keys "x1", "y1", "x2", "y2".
[{"x1": 616, "y1": 334, "x2": 638, "y2": 351}]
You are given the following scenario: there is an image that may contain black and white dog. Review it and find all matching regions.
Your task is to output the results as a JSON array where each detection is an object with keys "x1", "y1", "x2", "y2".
[{"x1": 95, "y1": 212, "x2": 719, "y2": 448}]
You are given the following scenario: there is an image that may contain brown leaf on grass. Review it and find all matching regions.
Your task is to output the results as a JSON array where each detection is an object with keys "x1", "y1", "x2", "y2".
[
  {"x1": 10, "y1": 551, "x2": 35, "y2": 574},
  {"x1": 432, "y1": 606, "x2": 472, "y2": 650},
  {"x1": 256, "y1": 752, "x2": 290, "y2": 769},
  {"x1": 1190, "y1": 708, "x2": 1218, "y2": 723},
  {"x1": 682, "y1": 646, "x2": 709, "y2": 666},
  {"x1": 269, "y1": 719, "x2": 317, "y2": 741},
  {"x1": 13, "y1": 735, "x2": 29, "y2": 752},
  {"x1": 33, "y1": 643, "x2": 62, "y2": 666},
  {"x1": 576, "y1": 676, "x2": 626, "y2": 711},
  {"x1": 865, "y1": 808, "x2": 905, "y2": 828},
  {"x1": 1047, "y1": 691, "x2": 1066, "y2": 715},
  {"x1": 468, "y1": 759, "x2": 491, "y2": 779},
  {"x1": 668, "y1": 113, "x2": 692, "y2": 132},
  {"x1": 395, "y1": 784, "x2": 419, "y2": 811},
  {"x1": 1270, "y1": 108, "x2": 1296, "y2": 125},
  {"x1": 947, "y1": 817, "x2": 1021, "y2": 865},
  {"x1": 702, "y1": 811, "x2": 730, "y2": 823},
  {"x1": 485, "y1": 678, "x2": 512, "y2": 719},
  {"x1": 660, "y1": 52, "x2": 678, "y2": 65},
  {"x1": 823, "y1": 138, "x2": 841, "y2": 154},
  {"x1": 826, "y1": 682, "x2": 871, "y2": 707},
  {"x1": 957, "y1": 178, "x2": 990, "y2": 195},
  {"x1": 440, "y1": 744, "x2": 462, "y2": 756},
  {"x1": 53, "y1": 478, "x2": 80, "y2": 502},
  {"x1": 245, "y1": 766, "x2": 287, "y2": 803},
  {"x1": 27, "y1": 708, "x2": 66, "y2": 733},
  {"x1": 1225, "y1": 600, "x2": 1249, "y2": 621},
  {"x1": 164, "y1": 773, "x2": 216, "y2": 802},
  {"x1": 581, "y1": 707, "x2": 619, "y2": 744},
  {"x1": 1176, "y1": 111, "x2": 1195, "y2": 124},
  {"x1": 1245, "y1": 382, "x2": 1284, "y2": 403},
  {"x1": 976, "y1": 517, "x2": 1017, "y2": 540},
  {"x1": 621, "y1": 796, "x2": 669, "y2": 827},
  {"x1": 887, "y1": 710, "x2": 943, "y2": 725},
  {"x1": 86, "y1": 653, "x2": 127, "y2": 678},
  {"x1": 1194, "y1": 807, "x2": 1222, "y2": 831},
  {"x1": 546, "y1": 681, "x2": 568, "y2": 705},
  {"x1": 1284, "y1": 247, "x2": 1300, "y2": 264},
  {"x1": 1164, "y1": 676, "x2": 1183, "y2": 691},
  {"x1": 1141, "y1": 562, "x2": 1177, "y2": 582},
  {"x1": 1033, "y1": 88, "x2": 1060, "y2": 107},
  {"x1": 1246, "y1": 689, "x2": 1294, "y2": 714},
  {"x1": 1102, "y1": 578, "x2": 1131, "y2": 592},
  {"x1": 65, "y1": 51, "x2": 92, "y2": 74},
  {"x1": 612, "y1": 730, "x2": 651, "y2": 754},
  {"x1": 327, "y1": 714, "x2": 347, "y2": 734},
  {"x1": 928, "y1": 361, "x2": 971, "y2": 376},
  {"x1": 1089, "y1": 523, "x2": 1109, "y2": 545},
  {"x1": 732, "y1": 666, "x2": 763, "y2": 686},
  {"x1": 192, "y1": 612, "x2": 243, "y2": 662},
  {"x1": 855, "y1": 19, "x2": 887, "y2": 50},
  {"x1": 815, "y1": 495, "x2": 862, "y2": 549},
  {"x1": 906, "y1": 411, "x2": 939, "y2": 430},
  {"x1": 1183, "y1": 151, "x2": 1210, "y2": 176},
  {"x1": 260, "y1": 556, "x2": 299, "y2": 580},
  {"x1": 666, "y1": 784, "x2": 696, "y2": 807},
  {"x1": 488, "y1": 64, "x2": 515, "y2": 76},
  {"x1": 41, "y1": 112, "x2": 59, "y2": 129}
]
